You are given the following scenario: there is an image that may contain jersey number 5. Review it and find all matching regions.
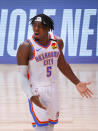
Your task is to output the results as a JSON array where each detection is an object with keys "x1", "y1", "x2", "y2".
[{"x1": 47, "y1": 66, "x2": 52, "y2": 77}]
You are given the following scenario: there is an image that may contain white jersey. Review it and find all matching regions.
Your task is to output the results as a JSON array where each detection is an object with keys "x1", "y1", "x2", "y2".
[
  {"x1": 27, "y1": 33, "x2": 60, "y2": 127},
  {"x1": 27, "y1": 33, "x2": 60, "y2": 98}
]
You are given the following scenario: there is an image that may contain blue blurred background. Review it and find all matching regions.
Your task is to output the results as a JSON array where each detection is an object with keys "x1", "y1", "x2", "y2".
[{"x1": 0, "y1": 0, "x2": 98, "y2": 63}]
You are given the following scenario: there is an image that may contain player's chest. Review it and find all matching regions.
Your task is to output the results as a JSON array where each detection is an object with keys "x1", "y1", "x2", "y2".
[
  {"x1": 34, "y1": 41, "x2": 60, "y2": 61},
  {"x1": 35, "y1": 41, "x2": 59, "y2": 55}
]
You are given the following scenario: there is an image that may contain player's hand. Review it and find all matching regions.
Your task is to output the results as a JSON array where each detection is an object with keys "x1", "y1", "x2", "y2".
[
  {"x1": 76, "y1": 82, "x2": 94, "y2": 98},
  {"x1": 30, "y1": 95, "x2": 47, "y2": 110}
]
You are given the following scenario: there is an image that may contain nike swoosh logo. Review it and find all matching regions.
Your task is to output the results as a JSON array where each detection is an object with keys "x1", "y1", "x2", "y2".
[{"x1": 36, "y1": 48, "x2": 42, "y2": 51}]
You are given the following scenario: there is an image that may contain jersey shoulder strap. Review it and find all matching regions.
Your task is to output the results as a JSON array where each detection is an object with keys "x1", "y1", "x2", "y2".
[{"x1": 49, "y1": 33, "x2": 57, "y2": 42}]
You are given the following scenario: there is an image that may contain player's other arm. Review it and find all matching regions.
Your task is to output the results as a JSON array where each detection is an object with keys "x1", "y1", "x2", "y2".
[
  {"x1": 57, "y1": 38, "x2": 93, "y2": 98},
  {"x1": 17, "y1": 42, "x2": 46, "y2": 110},
  {"x1": 57, "y1": 38, "x2": 80, "y2": 85},
  {"x1": 17, "y1": 41, "x2": 33, "y2": 98}
]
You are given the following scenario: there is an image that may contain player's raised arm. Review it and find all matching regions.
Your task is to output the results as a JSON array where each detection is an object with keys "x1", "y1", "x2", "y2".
[{"x1": 57, "y1": 38, "x2": 93, "y2": 98}]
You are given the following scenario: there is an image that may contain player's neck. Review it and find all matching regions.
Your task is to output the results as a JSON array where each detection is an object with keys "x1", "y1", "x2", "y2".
[{"x1": 36, "y1": 35, "x2": 50, "y2": 46}]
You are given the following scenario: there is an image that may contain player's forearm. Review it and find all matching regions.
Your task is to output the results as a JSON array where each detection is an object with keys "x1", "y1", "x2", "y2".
[
  {"x1": 57, "y1": 56, "x2": 80, "y2": 85},
  {"x1": 59, "y1": 63, "x2": 80, "y2": 85},
  {"x1": 17, "y1": 65, "x2": 33, "y2": 99}
]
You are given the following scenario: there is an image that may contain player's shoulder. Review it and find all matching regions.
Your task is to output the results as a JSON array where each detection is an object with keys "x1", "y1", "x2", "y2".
[
  {"x1": 55, "y1": 35, "x2": 64, "y2": 50},
  {"x1": 17, "y1": 40, "x2": 31, "y2": 54},
  {"x1": 55, "y1": 36, "x2": 63, "y2": 42}
]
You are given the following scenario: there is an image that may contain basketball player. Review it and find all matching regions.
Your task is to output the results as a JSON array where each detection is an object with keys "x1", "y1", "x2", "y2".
[{"x1": 17, "y1": 14, "x2": 93, "y2": 131}]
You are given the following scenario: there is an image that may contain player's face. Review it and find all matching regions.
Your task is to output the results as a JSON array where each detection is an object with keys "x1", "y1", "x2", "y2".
[{"x1": 33, "y1": 22, "x2": 49, "y2": 40}]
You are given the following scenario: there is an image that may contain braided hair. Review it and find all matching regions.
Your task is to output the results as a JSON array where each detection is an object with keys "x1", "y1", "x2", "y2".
[{"x1": 30, "y1": 14, "x2": 54, "y2": 30}]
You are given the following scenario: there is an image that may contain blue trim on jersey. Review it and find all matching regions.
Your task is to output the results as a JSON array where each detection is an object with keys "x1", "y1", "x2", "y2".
[
  {"x1": 33, "y1": 33, "x2": 51, "y2": 48},
  {"x1": 32, "y1": 124, "x2": 36, "y2": 127},
  {"x1": 28, "y1": 99, "x2": 49, "y2": 127},
  {"x1": 49, "y1": 120, "x2": 58, "y2": 125},
  {"x1": 26, "y1": 39, "x2": 34, "y2": 60}
]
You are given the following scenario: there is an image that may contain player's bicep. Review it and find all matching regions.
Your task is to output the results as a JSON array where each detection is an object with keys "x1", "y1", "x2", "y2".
[
  {"x1": 57, "y1": 45, "x2": 68, "y2": 68},
  {"x1": 17, "y1": 43, "x2": 29, "y2": 65},
  {"x1": 57, "y1": 38, "x2": 65, "y2": 64},
  {"x1": 57, "y1": 50, "x2": 66, "y2": 67}
]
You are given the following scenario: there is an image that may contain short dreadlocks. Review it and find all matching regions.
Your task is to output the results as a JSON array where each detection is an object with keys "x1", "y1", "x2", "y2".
[{"x1": 30, "y1": 14, "x2": 54, "y2": 30}]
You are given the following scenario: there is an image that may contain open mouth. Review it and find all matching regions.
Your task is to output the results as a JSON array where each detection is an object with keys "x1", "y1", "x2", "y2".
[
  {"x1": 34, "y1": 33, "x2": 40, "y2": 40},
  {"x1": 34, "y1": 33, "x2": 39, "y2": 37}
]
